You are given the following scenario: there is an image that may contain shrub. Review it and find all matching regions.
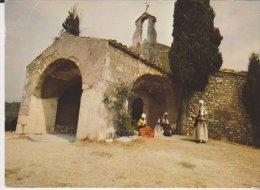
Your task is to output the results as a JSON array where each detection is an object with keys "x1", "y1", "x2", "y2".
[
  {"x1": 243, "y1": 53, "x2": 260, "y2": 147},
  {"x1": 5, "y1": 116, "x2": 17, "y2": 132},
  {"x1": 103, "y1": 82, "x2": 135, "y2": 137}
]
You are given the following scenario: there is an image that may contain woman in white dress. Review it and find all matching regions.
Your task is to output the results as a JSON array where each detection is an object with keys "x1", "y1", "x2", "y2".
[{"x1": 193, "y1": 100, "x2": 208, "y2": 143}]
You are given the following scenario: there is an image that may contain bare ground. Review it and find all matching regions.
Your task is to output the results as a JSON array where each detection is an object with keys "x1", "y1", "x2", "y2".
[{"x1": 5, "y1": 132, "x2": 260, "y2": 188}]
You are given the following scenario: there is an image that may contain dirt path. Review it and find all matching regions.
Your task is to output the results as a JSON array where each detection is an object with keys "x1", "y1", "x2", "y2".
[{"x1": 5, "y1": 132, "x2": 260, "y2": 188}]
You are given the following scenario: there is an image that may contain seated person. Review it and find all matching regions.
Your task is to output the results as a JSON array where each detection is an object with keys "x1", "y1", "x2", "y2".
[
  {"x1": 154, "y1": 116, "x2": 164, "y2": 136},
  {"x1": 137, "y1": 113, "x2": 155, "y2": 138},
  {"x1": 158, "y1": 112, "x2": 172, "y2": 136}
]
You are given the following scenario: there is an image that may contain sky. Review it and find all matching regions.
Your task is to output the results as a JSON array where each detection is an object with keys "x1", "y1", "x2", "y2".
[{"x1": 4, "y1": 0, "x2": 260, "y2": 102}]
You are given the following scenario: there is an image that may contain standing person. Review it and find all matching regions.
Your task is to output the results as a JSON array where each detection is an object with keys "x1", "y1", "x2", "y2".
[
  {"x1": 193, "y1": 100, "x2": 208, "y2": 143},
  {"x1": 137, "y1": 113, "x2": 155, "y2": 138}
]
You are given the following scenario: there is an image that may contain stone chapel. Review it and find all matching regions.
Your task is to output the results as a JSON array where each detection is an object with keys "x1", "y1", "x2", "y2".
[{"x1": 16, "y1": 11, "x2": 253, "y2": 145}]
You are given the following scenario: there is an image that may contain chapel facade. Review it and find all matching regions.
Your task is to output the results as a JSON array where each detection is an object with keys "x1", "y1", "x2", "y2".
[{"x1": 16, "y1": 12, "x2": 177, "y2": 140}]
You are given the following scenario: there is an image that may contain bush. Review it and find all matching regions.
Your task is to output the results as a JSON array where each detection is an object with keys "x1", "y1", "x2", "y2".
[
  {"x1": 103, "y1": 82, "x2": 135, "y2": 137},
  {"x1": 5, "y1": 102, "x2": 20, "y2": 132},
  {"x1": 5, "y1": 116, "x2": 17, "y2": 132}
]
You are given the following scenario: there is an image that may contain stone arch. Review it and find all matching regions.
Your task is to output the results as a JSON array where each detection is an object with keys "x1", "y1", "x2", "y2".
[
  {"x1": 32, "y1": 58, "x2": 82, "y2": 134},
  {"x1": 33, "y1": 58, "x2": 81, "y2": 98},
  {"x1": 129, "y1": 74, "x2": 177, "y2": 128}
]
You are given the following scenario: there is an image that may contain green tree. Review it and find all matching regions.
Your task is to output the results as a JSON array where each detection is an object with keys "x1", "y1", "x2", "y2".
[
  {"x1": 169, "y1": 0, "x2": 223, "y2": 134},
  {"x1": 62, "y1": 4, "x2": 80, "y2": 36},
  {"x1": 243, "y1": 53, "x2": 260, "y2": 147},
  {"x1": 103, "y1": 82, "x2": 135, "y2": 137}
]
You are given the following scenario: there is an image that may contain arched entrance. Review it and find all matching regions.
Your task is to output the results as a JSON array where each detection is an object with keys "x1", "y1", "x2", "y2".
[
  {"x1": 130, "y1": 74, "x2": 177, "y2": 128},
  {"x1": 36, "y1": 59, "x2": 82, "y2": 135}
]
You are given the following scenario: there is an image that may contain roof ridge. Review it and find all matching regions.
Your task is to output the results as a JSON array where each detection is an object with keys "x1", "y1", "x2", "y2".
[
  {"x1": 108, "y1": 40, "x2": 169, "y2": 74},
  {"x1": 219, "y1": 68, "x2": 247, "y2": 76}
]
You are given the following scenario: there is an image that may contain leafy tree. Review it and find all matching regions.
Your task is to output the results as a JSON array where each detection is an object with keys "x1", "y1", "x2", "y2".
[
  {"x1": 169, "y1": 0, "x2": 223, "y2": 134},
  {"x1": 103, "y1": 82, "x2": 136, "y2": 137},
  {"x1": 243, "y1": 53, "x2": 260, "y2": 147}
]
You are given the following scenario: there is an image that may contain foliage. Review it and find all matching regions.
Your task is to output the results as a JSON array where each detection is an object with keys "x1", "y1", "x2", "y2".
[
  {"x1": 5, "y1": 102, "x2": 20, "y2": 116},
  {"x1": 103, "y1": 82, "x2": 135, "y2": 137},
  {"x1": 5, "y1": 116, "x2": 17, "y2": 131},
  {"x1": 169, "y1": 0, "x2": 223, "y2": 91},
  {"x1": 168, "y1": 0, "x2": 223, "y2": 134},
  {"x1": 5, "y1": 102, "x2": 20, "y2": 131},
  {"x1": 62, "y1": 4, "x2": 80, "y2": 36},
  {"x1": 53, "y1": 4, "x2": 81, "y2": 41},
  {"x1": 243, "y1": 53, "x2": 260, "y2": 147}
]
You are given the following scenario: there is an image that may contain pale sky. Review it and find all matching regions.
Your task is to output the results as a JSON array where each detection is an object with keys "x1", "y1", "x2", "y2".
[{"x1": 5, "y1": 0, "x2": 260, "y2": 102}]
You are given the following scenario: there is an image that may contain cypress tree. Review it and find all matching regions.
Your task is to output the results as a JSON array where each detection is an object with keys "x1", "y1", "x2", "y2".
[
  {"x1": 243, "y1": 53, "x2": 260, "y2": 147},
  {"x1": 169, "y1": 0, "x2": 223, "y2": 134},
  {"x1": 62, "y1": 4, "x2": 80, "y2": 36}
]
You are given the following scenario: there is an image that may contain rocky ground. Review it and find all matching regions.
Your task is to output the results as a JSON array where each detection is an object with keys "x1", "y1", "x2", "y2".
[{"x1": 5, "y1": 132, "x2": 260, "y2": 188}]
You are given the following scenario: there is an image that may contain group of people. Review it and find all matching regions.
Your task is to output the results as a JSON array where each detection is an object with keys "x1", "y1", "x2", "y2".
[
  {"x1": 136, "y1": 112, "x2": 173, "y2": 138},
  {"x1": 135, "y1": 99, "x2": 208, "y2": 143}
]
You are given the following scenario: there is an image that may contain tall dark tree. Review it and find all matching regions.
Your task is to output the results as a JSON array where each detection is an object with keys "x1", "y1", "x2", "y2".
[
  {"x1": 62, "y1": 4, "x2": 80, "y2": 36},
  {"x1": 243, "y1": 53, "x2": 260, "y2": 147},
  {"x1": 169, "y1": 0, "x2": 223, "y2": 134}
]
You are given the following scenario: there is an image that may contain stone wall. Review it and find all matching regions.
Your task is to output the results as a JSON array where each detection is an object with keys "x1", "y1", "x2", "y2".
[
  {"x1": 184, "y1": 70, "x2": 253, "y2": 145},
  {"x1": 131, "y1": 42, "x2": 171, "y2": 73}
]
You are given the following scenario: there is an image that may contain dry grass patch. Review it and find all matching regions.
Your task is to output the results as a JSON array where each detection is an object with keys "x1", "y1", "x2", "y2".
[
  {"x1": 178, "y1": 161, "x2": 196, "y2": 169},
  {"x1": 5, "y1": 168, "x2": 20, "y2": 177},
  {"x1": 90, "y1": 151, "x2": 113, "y2": 158}
]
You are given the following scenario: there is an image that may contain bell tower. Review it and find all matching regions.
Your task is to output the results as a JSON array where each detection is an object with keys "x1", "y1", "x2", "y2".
[{"x1": 132, "y1": 12, "x2": 157, "y2": 47}]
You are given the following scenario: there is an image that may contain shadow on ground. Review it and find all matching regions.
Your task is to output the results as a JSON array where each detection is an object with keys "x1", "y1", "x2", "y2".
[
  {"x1": 52, "y1": 134, "x2": 76, "y2": 142},
  {"x1": 180, "y1": 137, "x2": 201, "y2": 144},
  {"x1": 27, "y1": 134, "x2": 76, "y2": 143}
]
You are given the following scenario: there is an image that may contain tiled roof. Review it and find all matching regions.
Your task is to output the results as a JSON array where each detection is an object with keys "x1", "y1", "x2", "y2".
[{"x1": 108, "y1": 40, "x2": 169, "y2": 74}]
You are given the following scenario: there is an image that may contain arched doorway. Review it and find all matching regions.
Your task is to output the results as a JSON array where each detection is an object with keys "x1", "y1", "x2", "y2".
[
  {"x1": 131, "y1": 98, "x2": 144, "y2": 123},
  {"x1": 131, "y1": 74, "x2": 177, "y2": 127},
  {"x1": 37, "y1": 59, "x2": 82, "y2": 135}
]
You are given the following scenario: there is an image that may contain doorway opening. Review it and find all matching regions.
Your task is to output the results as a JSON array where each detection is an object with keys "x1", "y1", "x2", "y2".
[{"x1": 131, "y1": 98, "x2": 144, "y2": 123}]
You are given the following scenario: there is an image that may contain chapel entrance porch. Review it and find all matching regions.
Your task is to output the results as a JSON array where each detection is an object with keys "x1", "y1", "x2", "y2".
[{"x1": 36, "y1": 59, "x2": 82, "y2": 135}]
